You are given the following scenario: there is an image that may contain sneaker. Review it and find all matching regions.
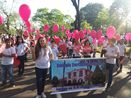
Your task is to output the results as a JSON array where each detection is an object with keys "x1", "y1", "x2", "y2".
[
  {"x1": 127, "y1": 71, "x2": 131, "y2": 74},
  {"x1": 35, "y1": 95, "x2": 41, "y2": 98},
  {"x1": 105, "y1": 87, "x2": 111, "y2": 92},
  {"x1": 9, "y1": 83, "x2": 15, "y2": 88},
  {"x1": 0, "y1": 82, "x2": 7, "y2": 87},
  {"x1": 41, "y1": 93, "x2": 46, "y2": 98}
]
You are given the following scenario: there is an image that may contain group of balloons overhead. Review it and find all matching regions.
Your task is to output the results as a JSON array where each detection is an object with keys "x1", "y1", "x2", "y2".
[{"x1": 0, "y1": 3, "x2": 131, "y2": 42}]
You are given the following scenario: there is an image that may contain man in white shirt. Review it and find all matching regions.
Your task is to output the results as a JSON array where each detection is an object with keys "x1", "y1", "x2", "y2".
[
  {"x1": 117, "y1": 39, "x2": 126, "y2": 72},
  {"x1": 105, "y1": 38, "x2": 120, "y2": 91}
]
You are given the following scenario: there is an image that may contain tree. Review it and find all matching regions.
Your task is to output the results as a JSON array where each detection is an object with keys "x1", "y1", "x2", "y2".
[
  {"x1": 0, "y1": 0, "x2": 24, "y2": 35},
  {"x1": 109, "y1": 0, "x2": 131, "y2": 33},
  {"x1": 80, "y1": 3, "x2": 104, "y2": 29},
  {"x1": 95, "y1": 9, "x2": 110, "y2": 33},
  {"x1": 81, "y1": 20, "x2": 92, "y2": 29},
  {"x1": 32, "y1": 8, "x2": 74, "y2": 38},
  {"x1": 32, "y1": 8, "x2": 74, "y2": 29},
  {"x1": 71, "y1": 0, "x2": 81, "y2": 30}
]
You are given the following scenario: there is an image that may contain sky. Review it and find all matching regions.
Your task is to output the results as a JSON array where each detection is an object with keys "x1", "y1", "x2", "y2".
[{"x1": 6, "y1": 0, "x2": 114, "y2": 18}]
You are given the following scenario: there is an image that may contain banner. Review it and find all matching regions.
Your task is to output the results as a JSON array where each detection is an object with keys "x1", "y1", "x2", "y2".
[{"x1": 51, "y1": 58, "x2": 106, "y2": 94}]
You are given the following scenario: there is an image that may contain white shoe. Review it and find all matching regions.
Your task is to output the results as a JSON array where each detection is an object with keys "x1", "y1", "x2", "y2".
[
  {"x1": 41, "y1": 92, "x2": 46, "y2": 98},
  {"x1": 35, "y1": 95, "x2": 41, "y2": 98}
]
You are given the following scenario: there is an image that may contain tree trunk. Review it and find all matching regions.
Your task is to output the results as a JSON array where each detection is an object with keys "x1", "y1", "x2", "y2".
[{"x1": 71, "y1": 0, "x2": 81, "y2": 30}]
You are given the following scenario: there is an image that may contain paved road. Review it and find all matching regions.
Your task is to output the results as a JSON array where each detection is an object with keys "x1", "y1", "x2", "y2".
[{"x1": 0, "y1": 59, "x2": 131, "y2": 98}]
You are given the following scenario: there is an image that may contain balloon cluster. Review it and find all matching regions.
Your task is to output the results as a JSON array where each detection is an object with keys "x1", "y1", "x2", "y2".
[
  {"x1": 106, "y1": 26, "x2": 116, "y2": 39},
  {"x1": 18, "y1": 4, "x2": 126, "y2": 45}
]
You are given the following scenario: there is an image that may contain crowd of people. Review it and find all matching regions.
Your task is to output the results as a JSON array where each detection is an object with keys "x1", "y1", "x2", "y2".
[{"x1": 0, "y1": 33, "x2": 131, "y2": 98}]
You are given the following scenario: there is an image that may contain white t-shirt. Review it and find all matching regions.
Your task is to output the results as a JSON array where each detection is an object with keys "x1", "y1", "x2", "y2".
[
  {"x1": 67, "y1": 41, "x2": 73, "y2": 49},
  {"x1": 1, "y1": 47, "x2": 16, "y2": 65},
  {"x1": 105, "y1": 45, "x2": 119, "y2": 64},
  {"x1": 117, "y1": 44, "x2": 126, "y2": 56},
  {"x1": 51, "y1": 45, "x2": 59, "y2": 60},
  {"x1": 24, "y1": 39, "x2": 30, "y2": 46},
  {"x1": 35, "y1": 46, "x2": 53, "y2": 69},
  {"x1": 16, "y1": 43, "x2": 27, "y2": 56}
]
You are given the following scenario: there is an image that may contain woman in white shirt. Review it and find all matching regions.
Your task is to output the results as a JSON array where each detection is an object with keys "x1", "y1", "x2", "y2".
[
  {"x1": 32, "y1": 37, "x2": 53, "y2": 98},
  {"x1": 15, "y1": 36, "x2": 28, "y2": 76}
]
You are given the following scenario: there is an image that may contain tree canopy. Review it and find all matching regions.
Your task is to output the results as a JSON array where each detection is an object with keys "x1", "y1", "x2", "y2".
[{"x1": 80, "y1": 3, "x2": 104, "y2": 29}]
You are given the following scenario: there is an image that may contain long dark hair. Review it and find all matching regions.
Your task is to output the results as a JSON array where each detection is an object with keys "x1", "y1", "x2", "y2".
[
  {"x1": 35, "y1": 37, "x2": 48, "y2": 60},
  {"x1": 15, "y1": 36, "x2": 24, "y2": 46}
]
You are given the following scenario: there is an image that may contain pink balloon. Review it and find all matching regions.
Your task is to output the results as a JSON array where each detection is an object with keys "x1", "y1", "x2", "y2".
[
  {"x1": 25, "y1": 21, "x2": 31, "y2": 28},
  {"x1": 65, "y1": 29, "x2": 70, "y2": 34},
  {"x1": 47, "y1": 37, "x2": 51, "y2": 42},
  {"x1": 125, "y1": 33, "x2": 131, "y2": 41},
  {"x1": 31, "y1": 28, "x2": 35, "y2": 33},
  {"x1": 19, "y1": 4, "x2": 31, "y2": 21},
  {"x1": 114, "y1": 34, "x2": 121, "y2": 41},
  {"x1": 65, "y1": 30, "x2": 71, "y2": 40},
  {"x1": 52, "y1": 24, "x2": 59, "y2": 33},
  {"x1": 90, "y1": 30, "x2": 96, "y2": 39},
  {"x1": 43, "y1": 24, "x2": 50, "y2": 32},
  {"x1": 36, "y1": 29, "x2": 40, "y2": 35},
  {"x1": 96, "y1": 29, "x2": 102, "y2": 39},
  {"x1": 23, "y1": 31, "x2": 29, "y2": 37},
  {"x1": 83, "y1": 29, "x2": 87, "y2": 34},
  {"x1": 61, "y1": 25, "x2": 65, "y2": 32},
  {"x1": 79, "y1": 30, "x2": 85, "y2": 39},
  {"x1": 72, "y1": 30, "x2": 80, "y2": 40},
  {"x1": 87, "y1": 29, "x2": 91, "y2": 34},
  {"x1": 92, "y1": 38, "x2": 97, "y2": 45},
  {"x1": 0, "y1": 16, "x2": 4, "y2": 25},
  {"x1": 106, "y1": 26, "x2": 116, "y2": 39},
  {"x1": 98, "y1": 36, "x2": 105, "y2": 45},
  {"x1": 24, "y1": 21, "x2": 31, "y2": 32},
  {"x1": 53, "y1": 36, "x2": 61, "y2": 44},
  {"x1": 23, "y1": 30, "x2": 29, "y2": 37},
  {"x1": 35, "y1": 34, "x2": 44, "y2": 40}
]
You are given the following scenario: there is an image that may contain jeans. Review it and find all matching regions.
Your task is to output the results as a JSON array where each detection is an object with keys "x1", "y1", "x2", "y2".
[
  {"x1": 106, "y1": 63, "x2": 115, "y2": 88},
  {"x1": 18, "y1": 55, "x2": 25, "y2": 75},
  {"x1": 35, "y1": 67, "x2": 48, "y2": 95},
  {"x1": 101, "y1": 49, "x2": 106, "y2": 57},
  {"x1": 67, "y1": 49, "x2": 73, "y2": 58},
  {"x1": 1, "y1": 64, "x2": 14, "y2": 83}
]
